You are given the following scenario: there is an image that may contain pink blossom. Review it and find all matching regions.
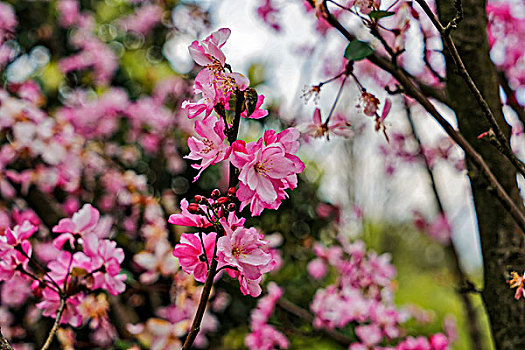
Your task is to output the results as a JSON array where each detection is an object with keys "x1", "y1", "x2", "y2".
[
  {"x1": 303, "y1": 108, "x2": 352, "y2": 139},
  {"x1": 429, "y1": 333, "x2": 449, "y2": 350},
  {"x1": 52, "y1": 204, "x2": 105, "y2": 249},
  {"x1": 249, "y1": 282, "x2": 283, "y2": 327},
  {"x1": 185, "y1": 115, "x2": 229, "y2": 181},
  {"x1": 173, "y1": 232, "x2": 217, "y2": 283},
  {"x1": 239, "y1": 275, "x2": 263, "y2": 297},
  {"x1": 168, "y1": 198, "x2": 211, "y2": 228},
  {"x1": 217, "y1": 219, "x2": 272, "y2": 280},
  {"x1": 0, "y1": 3, "x2": 17, "y2": 44},
  {"x1": 57, "y1": 0, "x2": 80, "y2": 28},
  {"x1": 78, "y1": 233, "x2": 126, "y2": 295},
  {"x1": 356, "y1": 324, "x2": 383, "y2": 346},
  {"x1": 230, "y1": 128, "x2": 304, "y2": 215},
  {"x1": 256, "y1": 0, "x2": 282, "y2": 32},
  {"x1": 36, "y1": 288, "x2": 84, "y2": 327},
  {"x1": 5, "y1": 220, "x2": 38, "y2": 254},
  {"x1": 119, "y1": 4, "x2": 162, "y2": 35},
  {"x1": 307, "y1": 258, "x2": 328, "y2": 279},
  {"x1": 245, "y1": 324, "x2": 289, "y2": 350},
  {"x1": 1, "y1": 275, "x2": 31, "y2": 307},
  {"x1": 134, "y1": 240, "x2": 179, "y2": 284},
  {"x1": 189, "y1": 28, "x2": 231, "y2": 67}
]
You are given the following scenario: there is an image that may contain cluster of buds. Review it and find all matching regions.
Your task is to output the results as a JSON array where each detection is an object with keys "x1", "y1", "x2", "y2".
[{"x1": 187, "y1": 187, "x2": 238, "y2": 218}]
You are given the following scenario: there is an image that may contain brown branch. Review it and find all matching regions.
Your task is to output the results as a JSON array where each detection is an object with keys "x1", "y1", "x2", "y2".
[
  {"x1": 405, "y1": 102, "x2": 485, "y2": 350},
  {"x1": 182, "y1": 89, "x2": 245, "y2": 349},
  {"x1": 414, "y1": 0, "x2": 525, "y2": 178},
  {"x1": 316, "y1": 0, "x2": 450, "y2": 107},
  {"x1": 0, "y1": 329, "x2": 13, "y2": 350},
  {"x1": 40, "y1": 298, "x2": 66, "y2": 350},
  {"x1": 313, "y1": 1, "x2": 525, "y2": 233},
  {"x1": 277, "y1": 297, "x2": 352, "y2": 346}
]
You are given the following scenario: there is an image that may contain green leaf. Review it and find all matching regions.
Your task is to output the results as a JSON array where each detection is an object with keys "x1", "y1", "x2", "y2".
[
  {"x1": 368, "y1": 10, "x2": 395, "y2": 20},
  {"x1": 244, "y1": 88, "x2": 258, "y2": 117},
  {"x1": 344, "y1": 40, "x2": 374, "y2": 61}
]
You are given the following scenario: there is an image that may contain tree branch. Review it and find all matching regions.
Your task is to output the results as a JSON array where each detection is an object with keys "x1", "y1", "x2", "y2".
[
  {"x1": 414, "y1": 0, "x2": 525, "y2": 178},
  {"x1": 182, "y1": 89, "x2": 245, "y2": 349},
  {"x1": 40, "y1": 298, "x2": 66, "y2": 350},
  {"x1": 310, "y1": 1, "x2": 525, "y2": 233},
  {"x1": 405, "y1": 102, "x2": 485, "y2": 350}
]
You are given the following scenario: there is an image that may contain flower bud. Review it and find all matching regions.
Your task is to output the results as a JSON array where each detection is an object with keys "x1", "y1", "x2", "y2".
[
  {"x1": 194, "y1": 195, "x2": 204, "y2": 203},
  {"x1": 187, "y1": 203, "x2": 201, "y2": 214},
  {"x1": 228, "y1": 187, "x2": 237, "y2": 196},
  {"x1": 217, "y1": 197, "x2": 229, "y2": 204},
  {"x1": 227, "y1": 203, "x2": 236, "y2": 211},
  {"x1": 211, "y1": 189, "x2": 221, "y2": 199}
]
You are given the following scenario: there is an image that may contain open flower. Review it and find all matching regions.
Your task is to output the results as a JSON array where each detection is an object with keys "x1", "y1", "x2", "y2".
[
  {"x1": 173, "y1": 232, "x2": 216, "y2": 283},
  {"x1": 185, "y1": 115, "x2": 229, "y2": 181},
  {"x1": 217, "y1": 219, "x2": 272, "y2": 280}
]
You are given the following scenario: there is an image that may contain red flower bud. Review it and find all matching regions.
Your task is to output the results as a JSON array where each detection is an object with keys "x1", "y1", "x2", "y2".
[
  {"x1": 194, "y1": 195, "x2": 204, "y2": 203},
  {"x1": 187, "y1": 203, "x2": 201, "y2": 214},
  {"x1": 217, "y1": 197, "x2": 229, "y2": 204},
  {"x1": 228, "y1": 187, "x2": 237, "y2": 196},
  {"x1": 227, "y1": 203, "x2": 236, "y2": 211},
  {"x1": 211, "y1": 189, "x2": 221, "y2": 199}
]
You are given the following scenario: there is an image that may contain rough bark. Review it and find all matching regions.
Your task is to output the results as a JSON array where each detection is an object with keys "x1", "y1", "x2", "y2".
[{"x1": 435, "y1": 0, "x2": 525, "y2": 348}]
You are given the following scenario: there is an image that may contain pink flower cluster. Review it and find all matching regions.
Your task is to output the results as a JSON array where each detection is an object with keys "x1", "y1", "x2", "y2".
[
  {"x1": 181, "y1": 28, "x2": 304, "y2": 215},
  {"x1": 413, "y1": 212, "x2": 452, "y2": 244},
  {"x1": 0, "y1": 2, "x2": 17, "y2": 67},
  {"x1": 0, "y1": 204, "x2": 126, "y2": 328},
  {"x1": 245, "y1": 282, "x2": 289, "y2": 350},
  {"x1": 308, "y1": 239, "x2": 451, "y2": 349},
  {"x1": 231, "y1": 129, "x2": 305, "y2": 215},
  {"x1": 171, "y1": 191, "x2": 277, "y2": 297},
  {"x1": 57, "y1": 0, "x2": 117, "y2": 85},
  {"x1": 487, "y1": 1, "x2": 525, "y2": 89}
]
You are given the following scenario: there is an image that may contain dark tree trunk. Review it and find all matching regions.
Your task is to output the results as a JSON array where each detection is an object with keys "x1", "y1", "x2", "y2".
[{"x1": 435, "y1": 0, "x2": 525, "y2": 348}]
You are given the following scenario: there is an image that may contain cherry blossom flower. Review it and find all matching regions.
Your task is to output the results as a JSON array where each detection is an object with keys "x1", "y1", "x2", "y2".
[
  {"x1": 36, "y1": 288, "x2": 84, "y2": 327},
  {"x1": 185, "y1": 115, "x2": 229, "y2": 181},
  {"x1": 173, "y1": 232, "x2": 217, "y2": 283},
  {"x1": 256, "y1": 0, "x2": 282, "y2": 32},
  {"x1": 168, "y1": 198, "x2": 211, "y2": 228},
  {"x1": 230, "y1": 128, "x2": 304, "y2": 215},
  {"x1": 52, "y1": 204, "x2": 107, "y2": 249},
  {"x1": 134, "y1": 240, "x2": 179, "y2": 284},
  {"x1": 216, "y1": 219, "x2": 272, "y2": 280},
  {"x1": 77, "y1": 233, "x2": 126, "y2": 295},
  {"x1": 188, "y1": 28, "x2": 231, "y2": 68},
  {"x1": 303, "y1": 108, "x2": 352, "y2": 139}
]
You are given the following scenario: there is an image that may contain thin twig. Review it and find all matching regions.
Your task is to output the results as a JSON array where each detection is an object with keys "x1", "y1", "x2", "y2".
[
  {"x1": 405, "y1": 102, "x2": 485, "y2": 350},
  {"x1": 40, "y1": 298, "x2": 66, "y2": 350},
  {"x1": 414, "y1": 0, "x2": 525, "y2": 178},
  {"x1": 324, "y1": 74, "x2": 348, "y2": 126}
]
